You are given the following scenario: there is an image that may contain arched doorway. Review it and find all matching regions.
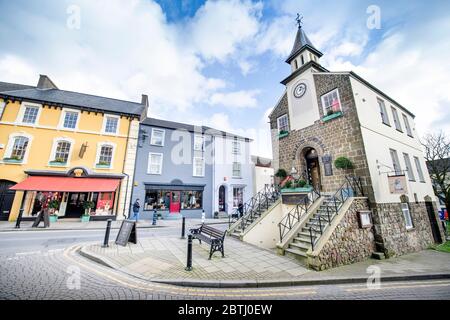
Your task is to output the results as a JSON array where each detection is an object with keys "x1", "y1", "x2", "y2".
[
  {"x1": 218, "y1": 185, "x2": 226, "y2": 212},
  {"x1": 304, "y1": 148, "x2": 321, "y2": 190},
  {"x1": 0, "y1": 180, "x2": 16, "y2": 221}
]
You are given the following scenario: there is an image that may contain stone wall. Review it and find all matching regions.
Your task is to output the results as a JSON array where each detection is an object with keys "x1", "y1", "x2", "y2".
[
  {"x1": 372, "y1": 201, "x2": 437, "y2": 257},
  {"x1": 308, "y1": 198, "x2": 376, "y2": 271},
  {"x1": 269, "y1": 74, "x2": 374, "y2": 199}
]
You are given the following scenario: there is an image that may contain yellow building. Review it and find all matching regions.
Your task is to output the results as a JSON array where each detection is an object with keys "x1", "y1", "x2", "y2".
[{"x1": 0, "y1": 75, "x2": 147, "y2": 222}]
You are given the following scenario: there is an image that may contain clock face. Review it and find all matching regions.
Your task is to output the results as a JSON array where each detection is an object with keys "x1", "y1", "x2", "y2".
[{"x1": 293, "y1": 83, "x2": 307, "y2": 98}]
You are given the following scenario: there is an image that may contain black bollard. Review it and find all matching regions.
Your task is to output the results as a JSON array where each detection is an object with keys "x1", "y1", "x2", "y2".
[
  {"x1": 181, "y1": 216, "x2": 186, "y2": 239},
  {"x1": 102, "y1": 219, "x2": 112, "y2": 247},
  {"x1": 152, "y1": 209, "x2": 157, "y2": 225},
  {"x1": 185, "y1": 234, "x2": 193, "y2": 271},
  {"x1": 15, "y1": 209, "x2": 24, "y2": 229}
]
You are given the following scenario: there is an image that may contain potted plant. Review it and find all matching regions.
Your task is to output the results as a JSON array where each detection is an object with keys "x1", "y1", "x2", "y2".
[
  {"x1": 278, "y1": 130, "x2": 289, "y2": 138},
  {"x1": 334, "y1": 156, "x2": 355, "y2": 197},
  {"x1": 81, "y1": 201, "x2": 95, "y2": 222},
  {"x1": 96, "y1": 160, "x2": 110, "y2": 168},
  {"x1": 48, "y1": 199, "x2": 60, "y2": 222},
  {"x1": 50, "y1": 157, "x2": 67, "y2": 165},
  {"x1": 275, "y1": 168, "x2": 287, "y2": 180}
]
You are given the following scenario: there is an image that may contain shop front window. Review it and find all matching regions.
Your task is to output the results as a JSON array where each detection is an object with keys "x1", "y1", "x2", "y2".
[
  {"x1": 233, "y1": 187, "x2": 244, "y2": 208},
  {"x1": 144, "y1": 189, "x2": 203, "y2": 210}
]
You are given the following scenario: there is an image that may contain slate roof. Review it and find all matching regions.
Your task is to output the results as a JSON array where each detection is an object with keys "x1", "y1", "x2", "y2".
[
  {"x1": 0, "y1": 81, "x2": 35, "y2": 92},
  {"x1": 426, "y1": 158, "x2": 450, "y2": 173},
  {"x1": 285, "y1": 27, "x2": 323, "y2": 63},
  {"x1": 141, "y1": 118, "x2": 252, "y2": 141},
  {"x1": 0, "y1": 81, "x2": 145, "y2": 117}
]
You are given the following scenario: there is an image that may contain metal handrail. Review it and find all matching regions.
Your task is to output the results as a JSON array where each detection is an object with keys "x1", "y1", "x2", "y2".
[
  {"x1": 278, "y1": 187, "x2": 321, "y2": 241},
  {"x1": 309, "y1": 175, "x2": 364, "y2": 250},
  {"x1": 228, "y1": 184, "x2": 280, "y2": 230}
]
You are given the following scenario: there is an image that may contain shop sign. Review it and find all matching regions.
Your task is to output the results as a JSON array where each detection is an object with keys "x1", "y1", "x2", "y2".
[
  {"x1": 115, "y1": 220, "x2": 137, "y2": 246},
  {"x1": 388, "y1": 175, "x2": 407, "y2": 194},
  {"x1": 322, "y1": 155, "x2": 333, "y2": 176}
]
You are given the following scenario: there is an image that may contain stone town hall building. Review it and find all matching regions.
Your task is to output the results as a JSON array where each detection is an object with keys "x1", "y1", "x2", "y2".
[{"x1": 266, "y1": 23, "x2": 445, "y2": 264}]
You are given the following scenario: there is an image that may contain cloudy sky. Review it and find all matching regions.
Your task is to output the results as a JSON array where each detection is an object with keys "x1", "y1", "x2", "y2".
[{"x1": 0, "y1": 0, "x2": 449, "y2": 157}]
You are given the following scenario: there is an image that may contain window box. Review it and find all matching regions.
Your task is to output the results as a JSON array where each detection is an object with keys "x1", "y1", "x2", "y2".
[
  {"x1": 281, "y1": 186, "x2": 313, "y2": 193},
  {"x1": 278, "y1": 131, "x2": 289, "y2": 139},
  {"x1": 49, "y1": 160, "x2": 68, "y2": 166},
  {"x1": 3, "y1": 158, "x2": 23, "y2": 164},
  {"x1": 322, "y1": 111, "x2": 343, "y2": 122},
  {"x1": 96, "y1": 163, "x2": 111, "y2": 169}
]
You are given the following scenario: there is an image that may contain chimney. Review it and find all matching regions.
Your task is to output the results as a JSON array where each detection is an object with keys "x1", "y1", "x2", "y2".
[
  {"x1": 37, "y1": 75, "x2": 58, "y2": 90},
  {"x1": 140, "y1": 94, "x2": 149, "y2": 121}
]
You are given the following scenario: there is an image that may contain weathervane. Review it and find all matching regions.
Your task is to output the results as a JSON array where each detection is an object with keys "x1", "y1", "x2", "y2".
[{"x1": 296, "y1": 13, "x2": 303, "y2": 28}]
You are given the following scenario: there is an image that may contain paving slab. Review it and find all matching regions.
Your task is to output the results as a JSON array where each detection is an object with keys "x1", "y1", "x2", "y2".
[{"x1": 79, "y1": 234, "x2": 450, "y2": 288}]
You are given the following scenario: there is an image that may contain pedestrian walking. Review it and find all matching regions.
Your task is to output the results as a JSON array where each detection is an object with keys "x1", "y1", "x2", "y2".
[
  {"x1": 131, "y1": 198, "x2": 141, "y2": 222},
  {"x1": 238, "y1": 202, "x2": 244, "y2": 218}
]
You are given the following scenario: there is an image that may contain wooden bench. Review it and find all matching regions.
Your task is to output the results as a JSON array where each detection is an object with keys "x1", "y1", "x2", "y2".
[{"x1": 190, "y1": 223, "x2": 226, "y2": 260}]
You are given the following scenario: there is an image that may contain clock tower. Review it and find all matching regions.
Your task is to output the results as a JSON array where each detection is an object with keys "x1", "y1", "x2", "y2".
[{"x1": 281, "y1": 16, "x2": 328, "y2": 131}]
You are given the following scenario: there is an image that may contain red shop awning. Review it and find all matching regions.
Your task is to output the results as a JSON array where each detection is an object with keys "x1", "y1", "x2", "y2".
[{"x1": 10, "y1": 176, "x2": 121, "y2": 192}]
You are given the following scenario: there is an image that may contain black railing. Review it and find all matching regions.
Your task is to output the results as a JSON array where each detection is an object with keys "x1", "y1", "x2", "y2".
[
  {"x1": 278, "y1": 188, "x2": 321, "y2": 242},
  {"x1": 228, "y1": 184, "x2": 280, "y2": 231},
  {"x1": 309, "y1": 176, "x2": 364, "y2": 250}
]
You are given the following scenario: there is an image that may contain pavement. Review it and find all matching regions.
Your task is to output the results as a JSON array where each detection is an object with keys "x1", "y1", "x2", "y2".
[
  {"x1": 79, "y1": 233, "x2": 450, "y2": 288},
  {"x1": 1, "y1": 224, "x2": 450, "y2": 299},
  {"x1": 0, "y1": 217, "x2": 230, "y2": 232}
]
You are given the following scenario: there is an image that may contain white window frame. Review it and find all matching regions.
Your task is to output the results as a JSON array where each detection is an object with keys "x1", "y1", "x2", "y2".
[
  {"x1": 389, "y1": 149, "x2": 402, "y2": 175},
  {"x1": 414, "y1": 156, "x2": 426, "y2": 183},
  {"x1": 3, "y1": 132, "x2": 33, "y2": 164},
  {"x1": 391, "y1": 106, "x2": 402, "y2": 132},
  {"x1": 147, "y1": 152, "x2": 163, "y2": 175},
  {"x1": 232, "y1": 162, "x2": 242, "y2": 178},
  {"x1": 232, "y1": 186, "x2": 244, "y2": 208},
  {"x1": 150, "y1": 128, "x2": 165, "y2": 146},
  {"x1": 101, "y1": 114, "x2": 120, "y2": 135},
  {"x1": 277, "y1": 114, "x2": 289, "y2": 133},
  {"x1": 16, "y1": 102, "x2": 42, "y2": 125},
  {"x1": 94, "y1": 142, "x2": 116, "y2": 169},
  {"x1": 193, "y1": 157, "x2": 205, "y2": 177},
  {"x1": 378, "y1": 99, "x2": 390, "y2": 125},
  {"x1": 232, "y1": 140, "x2": 241, "y2": 155},
  {"x1": 48, "y1": 137, "x2": 75, "y2": 167},
  {"x1": 402, "y1": 114, "x2": 413, "y2": 137},
  {"x1": 401, "y1": 203, "x2": 414, "y2": 230},
  {"x1": 403, "y1": 153, "x2": 415, "y2": 182},
  {"x1": 194, "y1": 134, "x2": 205, "y2": 151},
  {"x1": 321, "y1": 88, "x2": 342, "y2": 115},
  {"x1": 58, "y1": 108, "x2": 80, "y2": 130}
]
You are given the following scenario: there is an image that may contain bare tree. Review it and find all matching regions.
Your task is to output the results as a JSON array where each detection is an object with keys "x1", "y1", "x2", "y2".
[{"x1": 422, "y1": 131, "x2": 450, "y2": 213}]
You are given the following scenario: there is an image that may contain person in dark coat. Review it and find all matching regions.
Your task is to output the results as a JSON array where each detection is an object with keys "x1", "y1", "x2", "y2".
[
  {"x1": 238, "y1": 202, "x2": 244, "y2": 218},
  {"x1": 131, "y1": 199, "x2": 140, "y2": 221}
]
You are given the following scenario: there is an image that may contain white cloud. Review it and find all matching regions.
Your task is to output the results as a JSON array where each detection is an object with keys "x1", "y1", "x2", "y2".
[
  {"x1": 0, "y1": 0, "x2": 262, "y2": 114},
  {"x1": 209, "y1": 89, "x2": 260, "y2": 108},
  {"x1": 187, "y1": 0, "x2": 262, "y2": 62}
]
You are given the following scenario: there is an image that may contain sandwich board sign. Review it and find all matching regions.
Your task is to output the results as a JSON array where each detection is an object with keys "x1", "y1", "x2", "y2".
[{"x1": 115, "y1": 220, "x2": 137, "y2": 246}]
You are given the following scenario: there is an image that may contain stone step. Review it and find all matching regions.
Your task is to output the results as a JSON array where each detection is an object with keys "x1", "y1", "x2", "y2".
[
  {"x1": 285, "y1": 247, "x2": 308, "y2": 258},
  {"x1": 298, "y1": 231, "x2": 318, "y2": 239},
  {"x1": 371, "y1": 252, "x2": 386, "y2": 260},
  {"x1": 293, "y1": 236, "x2": 312, "y2": 244},
  {"x1": 289, "y1": 241, "x2": 310, "y2": 250}
]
